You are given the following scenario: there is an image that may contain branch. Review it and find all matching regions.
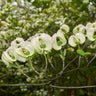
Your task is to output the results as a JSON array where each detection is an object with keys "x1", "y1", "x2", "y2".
[
  {"x1": 50, "y1": 85, "x2": 96, "y2": 89},
  {"x1": 0, "y1": 81, "x2": 51, "y2": 87},
  {"x1": 50, "y1": 56, "x2": 78, "y2": 81}
]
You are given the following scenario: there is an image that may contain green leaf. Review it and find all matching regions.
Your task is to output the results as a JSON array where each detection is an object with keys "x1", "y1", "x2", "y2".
[{"x1": 77, "y1": 49, "x2": 85, "y2": 56}]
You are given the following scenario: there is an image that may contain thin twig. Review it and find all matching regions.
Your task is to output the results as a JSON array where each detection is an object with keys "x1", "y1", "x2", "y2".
[
  {"x1": 50, "y1": 63, "x2": 57, "y2": 72},
  {"x1": 78, "y1": 56, "x2": 81, "y2": 68},
  {"x1": 87, "y1": 54, "x2": 96, "y2": 67},
  {"x1": 28, "y1": 59, "x2": 41, "y2": 75},
  {"x1": 50, "y1": 56, "x2": 78, "y2": 81},
  {"x1": 22, "y1": 72, "x2": 48, "y2": 81},
  {"x1": 44, "y1": 53, "x2": 48, "y2": 72}
]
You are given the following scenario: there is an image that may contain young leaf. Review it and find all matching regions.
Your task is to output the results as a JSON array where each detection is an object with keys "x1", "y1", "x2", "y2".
[{"x1": 77, "y1": 49, "x2": 85, "y2": 56}]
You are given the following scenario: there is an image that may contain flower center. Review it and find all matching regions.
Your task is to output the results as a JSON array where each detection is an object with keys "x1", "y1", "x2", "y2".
[
  {"x1": 56, "y1": 37, "x2": 63, "y2": 46},
  {"x1": 22, "y1": 48, "x2": 30, "y2": 55},
  {"x1": 7, "y1": 52, "x2": 15, "y2": 60},
  {"x1": 39, "y1": 38, "x2": 46, "y2": 49}
]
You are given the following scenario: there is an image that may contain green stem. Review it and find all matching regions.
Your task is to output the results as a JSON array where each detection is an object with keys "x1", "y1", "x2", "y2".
[
  {"x1": 44, "y1": 53, "x2": 48, "y2": 72},
  {"x1": 15, "y1": 62, "x2": 23, "y2": 73},
  {"x1": 78, "y1": 44, "x2": 80, "y2": 49}
]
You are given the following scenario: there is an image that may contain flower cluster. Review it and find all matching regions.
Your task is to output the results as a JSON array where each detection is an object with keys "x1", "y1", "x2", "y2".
[
  {"x1": 69, "y1": 22, "x2": 96, "y2": 47},
  {"x1": 1, "y1": 24, "x2": 69, "y2": 67},
  {"x1": 2, "y1": 22, "x2": 96, "y2": 67}
]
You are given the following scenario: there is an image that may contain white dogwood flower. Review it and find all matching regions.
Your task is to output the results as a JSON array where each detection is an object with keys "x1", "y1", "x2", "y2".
[
  {"x1": 52, "y1": 31, "x2": 67, "y2": 50},
  {"x1": 60, "y1": 24, "x2": 70, "y2": 33},
  {"x1": 11, "y1": 37, "x2": 24, "y2": 47},
  {"x1": 31, "y1": 33, "x2": 52, "y2": 54},
  {"x1": 68, "y1": 33, "x2": 85, "y2": 47},
  {"x1": 2, "y1": 47, "x2": 27, "y2": 65},
  {"x1": 1, "y1": 47, "x2": 16, "y2": 66},
  {"x1": 73, "y1": 24, "x2": 86, "y2": 34},
  {"x1": 38, "y1": 33, "x2": 52, "y2": 51}
]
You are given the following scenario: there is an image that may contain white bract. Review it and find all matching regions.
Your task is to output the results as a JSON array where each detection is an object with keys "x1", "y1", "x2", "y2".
[
  {"x1": 86, "y1": 22, "x2": 96, "y2": 30},
  {"x1": 68, "y1": 33, "x2": 85, "y2": 47},
  {"x1": 1, "y1": 47, "x2": 16, "y2": 67},
  {"x1": 52, "y1": 31, "x2": 67, "y2": 50},
  {"x1": 86, "y1": 28, "x2": 96, "y2": 41},
  {"x1": 30, "y1": 36, "x2": 41, "y2": 54},
  {"x1": 60, "y1": 24, "x2": 70, "y2": 33},
  {"x1": 2, "y1": 52, "x2": 11, "y2": 67}
]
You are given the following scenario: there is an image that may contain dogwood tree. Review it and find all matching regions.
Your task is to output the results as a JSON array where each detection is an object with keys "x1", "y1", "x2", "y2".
[{"x1": 0, "y1": 0, "x2": 96, "y2": 96}]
